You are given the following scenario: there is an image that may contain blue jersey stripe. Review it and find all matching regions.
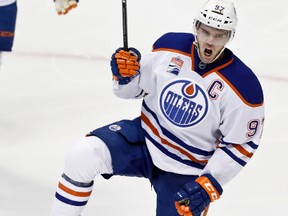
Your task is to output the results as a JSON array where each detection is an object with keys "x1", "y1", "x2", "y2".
[
  {"x1": 143, "y1": 129, "x2": 206, "y2": 169},
  {"x1": 142, "y1": 100, "x2": 214, "y2": 157}
]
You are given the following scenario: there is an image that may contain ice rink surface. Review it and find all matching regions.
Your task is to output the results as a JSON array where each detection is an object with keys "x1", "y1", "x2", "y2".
[{"x1": 0, "y1": 0, "x2": 287, "y2": 215}]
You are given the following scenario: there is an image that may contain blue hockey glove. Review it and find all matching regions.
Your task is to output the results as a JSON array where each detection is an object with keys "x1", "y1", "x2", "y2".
[
  {"x1": 174, "y1": 174, "x2": 223, "y2": 216},
  {"x1": 54, "y1": 0, "x2": 79, "y2": 15},
  {"x1": 110, "y1": 47, "x2": 141, "y2": 85}
]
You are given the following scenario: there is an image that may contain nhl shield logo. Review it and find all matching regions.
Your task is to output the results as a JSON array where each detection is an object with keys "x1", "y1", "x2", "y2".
[{"x1": 159, "y1": 79, "x2": 209, "y2": 127}]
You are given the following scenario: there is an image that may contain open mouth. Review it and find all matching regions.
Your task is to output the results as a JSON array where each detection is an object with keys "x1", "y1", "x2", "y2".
[{"x1": 204, "y1": 48, "x2": 213, "y2": 57}]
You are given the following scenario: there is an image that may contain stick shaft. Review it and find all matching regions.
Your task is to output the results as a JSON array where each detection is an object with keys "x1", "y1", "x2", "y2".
[{"x1": 122, "y1": 0, "x2": 128, "y2": 50}]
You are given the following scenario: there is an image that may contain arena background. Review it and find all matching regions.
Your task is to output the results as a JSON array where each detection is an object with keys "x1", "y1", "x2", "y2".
[{"x1": 0, "y1": 0, "x2": 287, "y2": 215}]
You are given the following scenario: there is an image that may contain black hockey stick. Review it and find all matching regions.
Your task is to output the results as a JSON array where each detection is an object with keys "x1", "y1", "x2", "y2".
[{"x1": 122, "y1": 0, "x2": 128, "y2": 50}]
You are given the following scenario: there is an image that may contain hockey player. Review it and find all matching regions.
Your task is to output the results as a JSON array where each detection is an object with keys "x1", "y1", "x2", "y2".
[
  {"x1": 53, "y1": 0, "x2": 78, "y2": 15},
  {"x1": 51, "y1": 0, "x2": 265, "y2": 215},
  {"x1": 0, "y1": 0, "x2": 17, "y2": 70}
]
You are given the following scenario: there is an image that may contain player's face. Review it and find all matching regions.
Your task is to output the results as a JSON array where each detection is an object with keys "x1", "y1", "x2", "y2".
[{"x1": 196, "y1": 23, "x2": 230, "y2": 63}]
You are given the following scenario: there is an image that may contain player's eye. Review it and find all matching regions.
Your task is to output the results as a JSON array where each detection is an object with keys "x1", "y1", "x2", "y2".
[
  {"x1": 215, "y1": 34, "x2": 227, "y2": 39},
  {"x1": 202, "y1": 29, "x2": 209, "y2": 36}
]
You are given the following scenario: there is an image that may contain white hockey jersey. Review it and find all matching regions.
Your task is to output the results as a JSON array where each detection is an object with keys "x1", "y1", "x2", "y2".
[{"x1": 113, "y1": 32, "x2": 265, "y2": 186}]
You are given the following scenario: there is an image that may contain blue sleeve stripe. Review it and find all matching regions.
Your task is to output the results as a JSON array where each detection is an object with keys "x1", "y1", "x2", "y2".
[
  {"x1": 220, "y1": 147, "x2": 246, "y2": 167},
  {"x1": 55, "y1": 192, "x2": 88, "y2": 206},
  {"x1": 221, "y1": 139, "x2": 258, "y2": 150},
  {"x1": 247, "y1": 141, "x2": 258, "y2": 150}
]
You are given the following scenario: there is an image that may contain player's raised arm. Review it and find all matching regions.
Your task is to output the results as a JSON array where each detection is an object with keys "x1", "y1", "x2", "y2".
[
  {"x1": 53, "y1": 0, "x2": 78, "y2": 15},
  {"x1": 110, "y1": 47, "x2": 146, "y2": 99}
]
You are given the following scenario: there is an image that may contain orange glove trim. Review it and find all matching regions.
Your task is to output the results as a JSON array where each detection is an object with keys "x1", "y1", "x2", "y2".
[
  {"x1": 175, "y1": 202, "x2": 193, "y2": 216},
  {"x1": 195, "y1": 176, "x2": 221, "y2": 202},
  {"x1": 119, "y1": 69, "x2": 137, "y2": 77}
]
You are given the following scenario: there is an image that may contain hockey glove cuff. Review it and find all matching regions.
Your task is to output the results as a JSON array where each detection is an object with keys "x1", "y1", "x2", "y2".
[
  {"x1": 54, "y1": 0, "x2": 79, "y2": 15},
  {"x1": 110, "y1": 47, "x2": 141, "y2": 85},
  {"x1": 174, "y1": 174, "x2": 223, "y2": 216}
]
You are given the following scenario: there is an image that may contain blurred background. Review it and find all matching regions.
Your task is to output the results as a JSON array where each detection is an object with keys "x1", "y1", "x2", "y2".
[{"x1": 0, "y1": 0, "x2": 287, "y2": 215}]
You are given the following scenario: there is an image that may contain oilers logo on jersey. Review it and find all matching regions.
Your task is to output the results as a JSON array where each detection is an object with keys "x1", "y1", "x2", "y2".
[{"x1": 159, "y1": 78, "x2": 209, "y2": 127}]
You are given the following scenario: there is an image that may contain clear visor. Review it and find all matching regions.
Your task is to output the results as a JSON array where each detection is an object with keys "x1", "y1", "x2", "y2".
[{"x1": 195, "y1": 24, "x2": 231, "y2": 46}]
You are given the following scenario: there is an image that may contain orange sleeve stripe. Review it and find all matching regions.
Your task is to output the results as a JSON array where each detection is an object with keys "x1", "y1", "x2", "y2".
[
  {"x1": 141, "y1": 112, "x2": 208, "y2": 164},
  {"x1": 58, "y1": 182, "x2": 92, "y2": 197},
  {"x1": 232, "y1": 144, "x2": 254, "y2": 158},
  {"x1": 152, "y1": 43, "x2": 195, "y2": 71}
]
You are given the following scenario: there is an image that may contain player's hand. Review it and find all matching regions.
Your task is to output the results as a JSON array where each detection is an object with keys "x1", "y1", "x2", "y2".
[
  {"x1": 54, "y1": 0, "x2": 79, "y2": 15},
  {"x1": 173, "y1": 174, "x2": 223, "y2": 216},
  {"x1": 110, "y1": 47, "x2": 141, "y2": 85}
]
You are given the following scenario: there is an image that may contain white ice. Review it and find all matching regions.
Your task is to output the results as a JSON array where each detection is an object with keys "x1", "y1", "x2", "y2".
[{"x1": 0, "y1": 0, "x2": 287, "y2": 215}]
